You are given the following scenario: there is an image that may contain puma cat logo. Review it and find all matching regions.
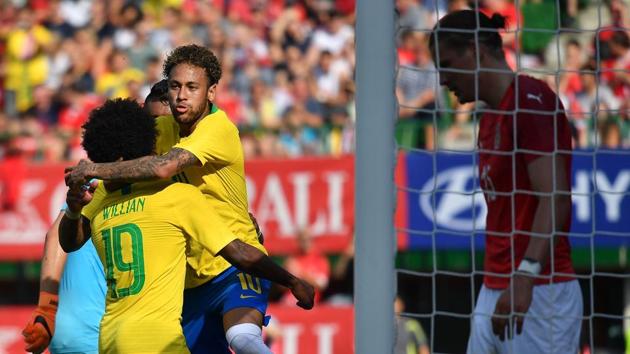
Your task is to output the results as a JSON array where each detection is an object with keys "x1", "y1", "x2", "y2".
[{"x1": 526, "y1": 93, "x2": 543, "y2": 104}]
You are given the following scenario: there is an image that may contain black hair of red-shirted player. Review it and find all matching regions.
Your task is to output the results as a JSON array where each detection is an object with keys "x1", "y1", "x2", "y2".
[
  {"x1": 81, "y1": 98, "x2": 157, "y2": 163},
  {"x1": 428, "y1": 10, "x2": 506, "y2": 60}
]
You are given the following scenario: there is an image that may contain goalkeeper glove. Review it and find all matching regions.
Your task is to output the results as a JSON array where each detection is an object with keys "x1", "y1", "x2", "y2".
[{"x1": 22, "y1": 291, "x2": 58, "y2": 353}]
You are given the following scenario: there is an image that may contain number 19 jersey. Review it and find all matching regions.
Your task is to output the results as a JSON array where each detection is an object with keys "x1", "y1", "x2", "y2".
[{"x1": 81, "y1": 180, "x2": 237, "y2": 353}]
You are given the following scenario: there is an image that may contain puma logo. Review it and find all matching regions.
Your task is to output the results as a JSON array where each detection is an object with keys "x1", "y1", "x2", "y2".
[{"x1": 526, "y1": 93, "x2": 543, "y2": 104}]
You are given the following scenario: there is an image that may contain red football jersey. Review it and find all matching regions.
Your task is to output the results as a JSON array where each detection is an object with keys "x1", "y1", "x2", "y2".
[{"x1": 478, "y1": 75, "x2": 575, "y2": 289}]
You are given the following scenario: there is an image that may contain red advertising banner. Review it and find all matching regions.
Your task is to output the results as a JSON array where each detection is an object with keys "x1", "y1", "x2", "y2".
[
  {"x1": 246, "y1": 156, "x2": 354, "y2": 254},
  {"x1": 0, "y1": 305, "x2": 353, "y2": 354},
  {"x1": 0, "y1": 156, "x2": 354, "y2": 260},
  {"x1": 0, "y1": 164, "x2": 67, "y2": 261},
  {"x1": 263, "y1": 305, "x2": 354, "y2": 354},
  {"x1": 0, "y1": 307, "x2": 39, "y2": 354}
]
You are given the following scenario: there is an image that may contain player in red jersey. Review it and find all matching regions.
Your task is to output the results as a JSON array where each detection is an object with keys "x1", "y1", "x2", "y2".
[{"x1": 430, "y1": 10, "x2": 582, "y2": 353}]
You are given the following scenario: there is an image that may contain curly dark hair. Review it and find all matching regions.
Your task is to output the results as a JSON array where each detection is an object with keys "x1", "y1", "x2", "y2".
[
  {"x1": 163, "y1": 44, "x2": 222, "y2": 86},
  {"x1": 82, "y1": 98, "x2": 157, "y2": 163}
]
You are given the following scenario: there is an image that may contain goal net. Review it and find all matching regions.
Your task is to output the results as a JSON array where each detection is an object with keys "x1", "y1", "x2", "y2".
[{"x1": 359, "y1": 1, "x2": 630, "y2": 353}]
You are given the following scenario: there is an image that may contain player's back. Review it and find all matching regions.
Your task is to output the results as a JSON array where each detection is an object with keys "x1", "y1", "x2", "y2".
[{"x1": 83, "y1": 180, "x2": 209, "y2": 354}]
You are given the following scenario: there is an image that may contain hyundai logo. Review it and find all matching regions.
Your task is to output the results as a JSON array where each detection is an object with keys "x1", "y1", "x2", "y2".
[{"x1": 418, "y1": 166, "x2": 487, "y2": 232}]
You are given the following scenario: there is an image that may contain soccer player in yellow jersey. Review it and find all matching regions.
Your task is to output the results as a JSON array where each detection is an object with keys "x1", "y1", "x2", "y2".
[
  {"x1": 60, "y1": 99, "x2": 313, "y2": 353},
  {"x1": 68, "y1": 68, "x2": 315, "y2": 347},
  {"x1": 65, "y1": 45, "x2": 288, "y2": 353}
]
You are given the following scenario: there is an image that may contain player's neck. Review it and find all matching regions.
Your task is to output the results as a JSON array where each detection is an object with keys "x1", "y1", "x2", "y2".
[{"x1": 483, "y1": 62, "x2": 515, "y2": 109}]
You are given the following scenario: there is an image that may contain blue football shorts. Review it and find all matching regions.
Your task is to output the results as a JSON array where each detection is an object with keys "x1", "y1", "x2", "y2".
[{"x1": 182, "y1": 266, "x2": 272, "y2": 354}]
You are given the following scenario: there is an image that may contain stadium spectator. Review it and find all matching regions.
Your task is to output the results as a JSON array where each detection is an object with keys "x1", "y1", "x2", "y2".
[
  {"x1": 558, "y1": 39, "x2": 585, "y2": 106},
  {"x1": 394, "y1": 296, "x2": 430, "y2": 354},
  {"x1": 324, "y1": 105, "x2": 354, "y2": 156},
  {"x1": 310, "y1": 10, "x2": 354, "y2": 57},
  {"x1": 0, "y1": 136, "x2": 27, "y2": 211},
  {"x1": 609, "y1": 31, "x2": 630, "y2": 99},
  {"x1": 599, "y1": 116, "x2": 624, "y2": 149},
  {"x1": 283, "y1": 228, "x2": 330, "y2": 304},
  {"x1": 58, "y1": 82, "x2": 102, "y2": 133},
  {"x1": 430, "y1": 10, "x2": 582, "y2": 353},
  {"x1": 396, "y1": 34, "x2": 438, "y2": 149},
  {"x1": 569, "y1": 64, "x2": 622, "y2": 147},
  {"x1": 396, "y1": 0, "x2": 433, "y2": 31},
  {"x1": 438, "y1": 101, "x2": 476, "y2": 151},
  {"x1": 323, "y1": 237, "x2": 354, "y2": 305},
  {"x1": 95, "y1": 49, "x2": 144, "y2": 100},
  {"x1": 4, "y1": 6, "x2": 53, "y2": 116}
]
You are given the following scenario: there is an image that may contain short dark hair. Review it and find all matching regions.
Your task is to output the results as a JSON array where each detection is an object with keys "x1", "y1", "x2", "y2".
[
  {"x1": 429, "y1": 10, "x2": 506, "y2": 59},
  {"x1": 566, "y1": 38, "x2": 581, "y2": 48},
  {"x1": 144, "y1": 79, "x2": 169, "y2": 104},
  {"x1": 82, "y1": 98, "x2": 156, "y2": 163},
  {"x1": 163, "y1": 44, "x2": 222, "y2": 86},
  {"x1": 611, "y1": 31, "x2": 630, "y2": 49}
]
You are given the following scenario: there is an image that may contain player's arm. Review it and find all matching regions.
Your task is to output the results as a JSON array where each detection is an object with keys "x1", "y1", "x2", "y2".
[
  {"x1": 180, "y1": 187, "x2": 314, "y2": 309},
  {"x1": 59, "y1": 214, "x2": 92, "y2": 253},
  {"x1": 219, "y1": 240, "x2": 315, "y2": 310},
  {"x1": 40, "y1": 211, "x2": 67, "y2": 296},
  {"x1": 58, "y1": 183, "x2": 96, "y2": 252},
  {"x1": 522, "y1": 154, "x2": 571, "y2": 269},
  {"x1": 22, "y1": 211, "x2": 66, "y2": 353},
  {"x1": 492, "y1": 154, "x2": 572, "y2": 340},
  {"x1": 64, "y1": 148, "x2": 200, "y2": 187}
]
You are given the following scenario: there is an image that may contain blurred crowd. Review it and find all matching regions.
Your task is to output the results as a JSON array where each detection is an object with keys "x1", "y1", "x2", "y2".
[
  {"x1": 396, "y1": 0, "x2": 630, "y2": 151},
  {"x1": 0, "y1": 0, "x2": 628, "y2": 165},
  {"x1": 0, "y1": 0, "x2": 356, "y2": 163}
]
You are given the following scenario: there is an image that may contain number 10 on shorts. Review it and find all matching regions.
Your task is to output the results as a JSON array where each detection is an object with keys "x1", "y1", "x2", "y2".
[{"x1": 237, "y1": 273, "x2": 262, "y2": 294}]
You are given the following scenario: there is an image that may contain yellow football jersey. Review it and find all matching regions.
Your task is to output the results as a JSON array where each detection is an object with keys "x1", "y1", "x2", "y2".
[
  {"x1": 81, "y1": 180, "x2": 237, "y2": 353},
  {"x1": 155, "y1": 106, "x2": 266, "y2": 288}
]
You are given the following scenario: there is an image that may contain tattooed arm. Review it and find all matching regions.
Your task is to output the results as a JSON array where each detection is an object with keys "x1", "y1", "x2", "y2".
[{"x1": 65, "y1": 148, "x2": 200, "y2": 186}]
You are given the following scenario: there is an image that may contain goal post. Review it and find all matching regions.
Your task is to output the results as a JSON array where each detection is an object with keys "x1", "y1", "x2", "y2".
[
  {"x1": 355, "y1": 1, "x2": 630, "y2": 353},
  {"x1": 355, "y1": 0, "x2": 397, "y2": 353}
]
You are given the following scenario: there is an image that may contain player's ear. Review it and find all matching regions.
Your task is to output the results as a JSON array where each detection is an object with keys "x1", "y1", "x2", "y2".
[{"x1": 207, "y1": 83, "x2": 217, "y2": 102}]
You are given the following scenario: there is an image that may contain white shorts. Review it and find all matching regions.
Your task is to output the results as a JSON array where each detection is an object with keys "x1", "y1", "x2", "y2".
[{"x1": 467, "y1": 280, "x2": 583, "y2": 354}]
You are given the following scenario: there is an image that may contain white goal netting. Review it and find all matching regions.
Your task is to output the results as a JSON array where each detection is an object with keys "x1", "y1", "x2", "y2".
[{"x1": 389, "y1": 1, "x2": 630, "y2": 353}]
